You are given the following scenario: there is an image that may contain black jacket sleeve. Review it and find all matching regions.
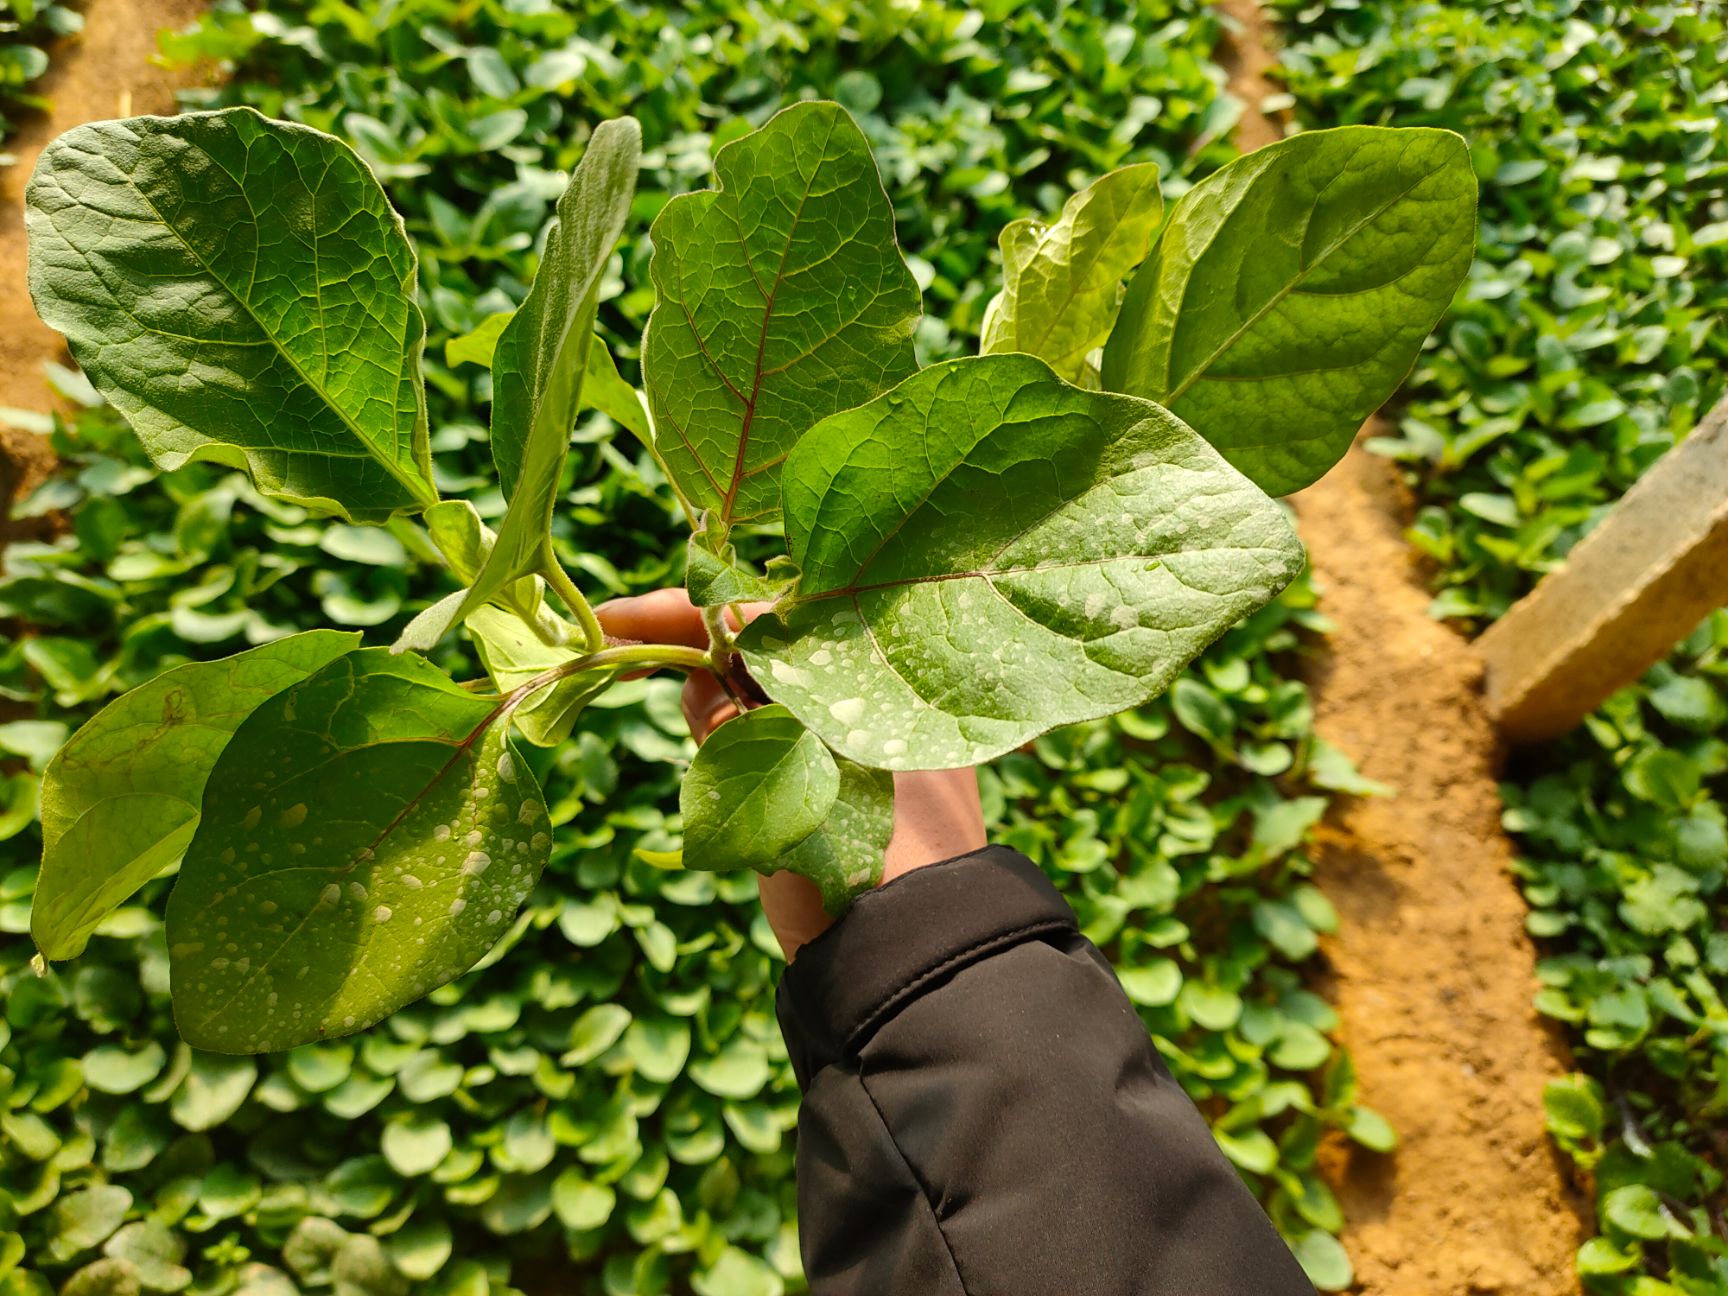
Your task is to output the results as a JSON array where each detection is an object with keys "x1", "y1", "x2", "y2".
[{"x1": 775, "y1": 845, "x2": 1319, "y2": 1296}]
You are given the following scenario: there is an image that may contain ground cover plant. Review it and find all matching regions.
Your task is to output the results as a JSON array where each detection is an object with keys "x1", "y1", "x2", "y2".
[
  {"x1": 0, "y1": 3, "x2": 1460, "y2": 1290},
  {"x1": 1273, "y1": 1, "x2": 1728, "y2": 1290},
  {"x1": 0, "y1": 0, "x2": 81, "y2": 165}
]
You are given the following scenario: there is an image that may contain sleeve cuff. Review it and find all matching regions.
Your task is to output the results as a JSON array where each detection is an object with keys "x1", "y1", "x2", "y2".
[{"x1": 774, "y1": 845, "x2": 1077, "y2": 1089}]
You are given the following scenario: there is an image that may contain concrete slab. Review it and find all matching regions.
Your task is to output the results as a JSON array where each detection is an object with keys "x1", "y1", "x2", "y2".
[{"x1": 1478, "y1": 395, "x2": 1728, "y2": 743}]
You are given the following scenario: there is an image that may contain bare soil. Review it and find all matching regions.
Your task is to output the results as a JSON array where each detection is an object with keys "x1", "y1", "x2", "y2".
[
  {"x1": 0, "y1": 0, "x2": 210, "y2": 533},
  {"x1": 1216, "y1": 2, "x2": 1589, "y2": 1290}
]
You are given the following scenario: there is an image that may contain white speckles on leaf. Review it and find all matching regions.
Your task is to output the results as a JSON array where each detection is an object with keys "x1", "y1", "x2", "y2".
[
  {"x1": 433, "y1": 824, "x2": 451, "y2": 841},
  {"x1": 448, "y1": 898, "x2": 466, "y2": 917},
  {"x1": 401, "y1": 875, "x2": 423, "y2": 890},
  {"x1": 827, "y1": 697, "x2": 866, "y2": 725},
  {"x1": 462, "y1": 851, "x2": 491, "y2": 877},
  {"x1": 496, "y1": 751, "x2": 515, "y2": 782},
  {"x1": 318, "y1": 884, "x2": 341, "y2": 909},
  {"x1": 374, "y1": 906, "x2": 393, "y2": 923},
  {"x1": 278, "y1": 803, "x2": 308, "y2": 829}
]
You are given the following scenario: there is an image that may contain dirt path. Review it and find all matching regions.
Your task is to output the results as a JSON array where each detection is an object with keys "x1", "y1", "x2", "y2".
[
  {"x1": 1215, "y1": 3, "x2": 1589, "y2": 1291},
  {"x1": 0, "y1": 0, "x2": 209, "y2": 518}
]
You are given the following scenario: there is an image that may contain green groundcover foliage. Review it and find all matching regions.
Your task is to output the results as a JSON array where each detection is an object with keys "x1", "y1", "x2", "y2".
[
  {"x1": 0, "y1": 2, "x2": 1464, "y2": 1292},
  {"x1": 0, "y1": 0, "x2": 81, "y2": 164},
  {"x1": 1274, "y1": 2, "x2": 1728, "y2": 1292}
]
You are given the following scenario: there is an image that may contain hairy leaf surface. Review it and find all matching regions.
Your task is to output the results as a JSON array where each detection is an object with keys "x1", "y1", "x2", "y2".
[
  {"x1": 405, "y1": 119, "x2": 639, "y2": 651},
  {"x1": 680, "y1": 705, "x2": 838, "y2": 873},
  {"x1": 981, "y1": 163, "x2": 1162, "y2": 381},
  {"x1": 737, "y1": 355, "x2": 1305, "y2": 769},
  {"x1": 489, "y1": 117, "x2": 641, "y2": 496},
  {"x1": 642, "y1": 101, "x2": 920, "y2": 525},
  {"x1": 26, "y1": 108, "x2": 436, "y2": 521},
  {"x1": 467, "y1": 606, "x2": 616, "y2": 747},
  {"x1": 165, "y1": 650, "x2": 551, "y2": 1052},
  {"x1": 1100, "y1": 126, "x2": 1476, "y2": 495},
  {"x1": 32, "y1": 631, "x2": 359, "y2": 960}
]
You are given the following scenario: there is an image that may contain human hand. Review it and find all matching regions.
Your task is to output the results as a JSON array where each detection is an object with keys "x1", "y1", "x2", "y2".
[{"x1": 594, "y1": 588, "x2": 987, "y2": 961}]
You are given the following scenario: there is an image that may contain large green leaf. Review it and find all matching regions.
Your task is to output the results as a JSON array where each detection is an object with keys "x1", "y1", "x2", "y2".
[
  {"x1": 164, "y1": 650, "x2": 552, "y2": 1052},
  {"x1": 1100, "y1": 126, "x2": 1476, "y2": 495},
  {"x1": 25, "y1": 108, "x2": 436, "y2": 521},
  {"x1": 980, "y1": 162, "x2": 1163, "y2": 382},
  {"x1": 680, "y1": 706, "x2": 838, "y2": 873},
  {"x1": 32, "y1": 631, "x2": 360, "y2": 960},
  {"x1": 737, "y1": 355, "x2": 1304, "y2": 768},
  {"x1": 641, "y1": 101, "x2": 921, "y2": 526},
  {"x1": 399, "y1": 118, "x2": 640, "y2": 652}
]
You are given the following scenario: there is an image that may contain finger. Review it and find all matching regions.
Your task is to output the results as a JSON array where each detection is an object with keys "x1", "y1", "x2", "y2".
[
  {"x1": 756, "y1": 870, "x2": 831, "y2": 963},
  {"x1": 594, "y1": 588, "x2": 709, "y2": 649},
  {"x1": 681, "y1": 671, "x2": 739, "y2": 742}
]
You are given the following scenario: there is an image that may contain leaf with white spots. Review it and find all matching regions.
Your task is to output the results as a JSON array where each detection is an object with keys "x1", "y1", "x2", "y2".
[
  {"x1": 32, "y1": 631, "x2": 361, "y2": 961},
  {"x1": 164, "y1": 650, "x2": 552, "y2": 1053},
  {"x1": 25, "y1": 108, "x2": 438, "y2": 522},
  {"x1": 1099, "y1": 126, "x2": 1476, "y2": 495},
  {"x1": 641, "y1": 101, "x2": 921, "y2": 526},
  {"x1": 680, "y1": 706, "x2": 838, "y2": 873},
  {"x1": 779, "y1": 760, "x2": 894, "y2": 913},
  {"x1": 736, "y1": 354, "x2": 1305, "y2": 769}
]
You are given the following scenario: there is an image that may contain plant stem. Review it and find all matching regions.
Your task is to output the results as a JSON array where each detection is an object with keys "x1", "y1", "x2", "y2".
[
  {"x1": 701, "y1": 602, "x2": 736, "y2": 671},
  {"x1": 502, "y1": 641, "x2": 713, "y2": 714},
  {"x1": 541, "y1": 541, "x2": 605, "y2": 653}
]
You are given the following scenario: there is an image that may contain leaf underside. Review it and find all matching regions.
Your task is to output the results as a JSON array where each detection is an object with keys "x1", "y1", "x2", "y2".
[
  {"x1": 1101, "y1": 125, "x2": 1477, "y2": 496},
  {"x1": 409, "y1": 117, "x2": 640, "y2": 651},
  {"x1": 642, "y1": 100, "x2": 921, "y2": 526},
  {"x1": 165, "y1": 650, "x2": 550, "y2": 1053},
  {"x1": 32, "y1": 631, "x2": 360, "y2": 961},
  {"x1": 981, "y1": 162, "x2": 1163, "y2": 382},
  {"x1": 738, "y1": 354, "x2": 1305, "y2": 769},
  {"x1": 467, "y1": 605, "x2": 617, "y2": 747},
  {"x1": 26, "y1": 108, "x2": 435, "y2": 522}
]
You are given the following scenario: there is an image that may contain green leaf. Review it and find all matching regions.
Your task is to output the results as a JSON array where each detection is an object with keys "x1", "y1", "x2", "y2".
[
  {"x1": 169, "y1": 1052, "x2": 255, "y2": 1130},
  {"x1": 402, "y1": 118, "x2": 640, "y2": 652},
  {"x1": 737, "y1": 355, "x2": 1303, "y2": 768},
  {"x1": 47, "y1": 1186, "x2": 133, "y2": 1261},
  {"x1": 778, "y1": 760, "x2": 894, "y2": 914},
  {"x1": 981, "y1": 163, "x2": 1163, "y2": 381},
  {"x1": 467, "y1": 606, "x2": 616, "y2": 747},
  {"x1": 1289, "y1": 1230, "x2": 1353, "y2": 1292},
  {"x1": 688, "y1": 1038, "x2": 772, "y2": 1100},
  {"x1": 26, "y1": 108, "x2": 437, "y2": 520},
  {"x1": 642, "y1": 101, "x2": 921, "y2": 525},
  {"x1": 445, "y1": 312, "x2": 512, "y2": 369},
  {"x1": 164, "y1": 649, "x2": 552, "y2": 1052},
  {"x1": 685, "y1": 532, "x2": 795, "y2": 609},
  {"x1": 1542, "y1": 1074, "x2": 1605, "y2": 1142},
  {"x1": 1100, "y1": 126, "x2": 1477, "y2": 495},
  {"x1": 101, "y1": 1221, "x2": 190, "y2": 1293},
  {"x1": 1602, "y1": 1184, "x2": 1688, "y2": 1241},
  {"x1": 551, "y1": 1170, "x2": 615, "y2": 1232},
  {"x1": 33, "y1": 631, "x2": 360, "y2": 960},
  {"x1": 1346, "y1": 1106, "x2": 1397, "y2": 1153},
  {"x1": 582, "y1": 338, "x2": 653, "y2": 450},
  {"x1": 381, "y1": 1114, "x2": 453, "y2": 1177},
  {"x1": 489, "y1": 117, "x2": 641, "y2": 497},
  {"x1": 681, "y1": 705, "x2": 839, "y2": 873}
]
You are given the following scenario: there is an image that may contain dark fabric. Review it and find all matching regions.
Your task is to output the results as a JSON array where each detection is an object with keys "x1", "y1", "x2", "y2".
[{"x1": 776, "y1": 845, "x2": 1320, "y2": 1296}]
